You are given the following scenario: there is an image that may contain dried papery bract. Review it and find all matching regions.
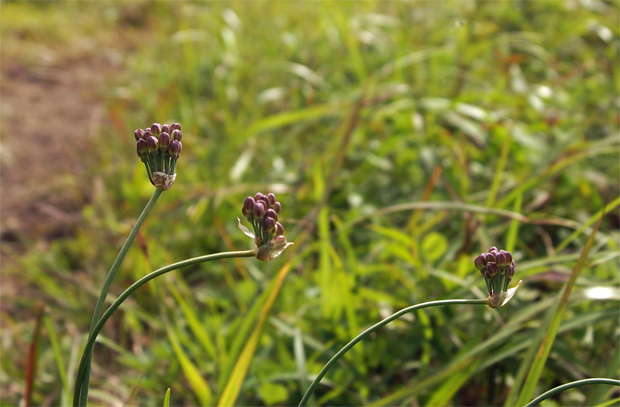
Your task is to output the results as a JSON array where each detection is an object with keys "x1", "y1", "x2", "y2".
[
  {"x1": 474, "y1": 247, "x2": 522, "y2": 308},
  {"x1": 239, "y1": 192, "x2": 293, "y2": 261},
  {"x1": 135, "y1": 122, "x2": 183, "y2": 190}
]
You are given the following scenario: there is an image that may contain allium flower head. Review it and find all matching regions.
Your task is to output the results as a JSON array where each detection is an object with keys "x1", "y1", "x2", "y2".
[
  {"x1": 135, "y1": 122, "x2": 183, "y2": 190},
  {"x1": 474, "y1": 247, "x2": 521, "y2": 308},
  {"x1": 238, "y1": 192, "x2": 293, "y2": 261}
]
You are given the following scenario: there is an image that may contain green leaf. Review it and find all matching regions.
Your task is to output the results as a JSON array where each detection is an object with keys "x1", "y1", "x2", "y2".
[
  {"x1": 258, "y1": 382, "x2": 289, "y2": 405},
  {"x1": 163, "y1": 388, "x2": 170, "y2": 407},
  {"x1": 421, "y1": 232, "x2": 448, "y2": 262}
]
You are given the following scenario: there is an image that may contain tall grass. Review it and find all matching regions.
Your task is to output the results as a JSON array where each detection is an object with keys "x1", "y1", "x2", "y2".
[{"x1": 2, "y1": 1, "x2": 618, "y2": 405}]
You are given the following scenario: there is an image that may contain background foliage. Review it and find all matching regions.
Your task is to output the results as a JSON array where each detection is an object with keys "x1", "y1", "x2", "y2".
[{"x1": 2, "y1": 1, "x2": 619, "y2": 406}]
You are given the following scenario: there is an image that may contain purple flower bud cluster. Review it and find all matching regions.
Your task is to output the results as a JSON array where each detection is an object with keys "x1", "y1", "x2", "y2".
[
  {"x1": 242, "y1": 192, "x2": 285, "y2": 247},
  {"x1": 474, "y1": 246, "x2": 516, "y2": 296},
  {"x1": 135, "y1": 122, "x2": 183, "y2": 189}
]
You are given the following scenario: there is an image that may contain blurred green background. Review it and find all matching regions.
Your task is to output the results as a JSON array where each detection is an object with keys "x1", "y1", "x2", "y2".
[{"x1": 1, "y1": 1, "x2": 619, "y2": 406}]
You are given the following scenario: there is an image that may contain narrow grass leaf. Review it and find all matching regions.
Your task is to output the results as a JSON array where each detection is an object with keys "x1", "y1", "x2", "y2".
[
  {"x1": 44, "y1": 315, "x2": 70, "y2": 405},
  {"x1": 505, "y1": 192, "x2": 522, "y2": 253},
  {"x1": 166, "y1": 326, "x2": 213, "y2": 407},
  {"x1": 163, "y1": 388, "x2": 171, "y2": 407},
  {"x1": 25, "y1": 305, "x2": 44, "y2": 407},
  {"x1": 515, "y1": 210, "x2": 604, "y2": 406},
  {"x1": 217, "y1": 262, "x2": 292, "y2": 407}
]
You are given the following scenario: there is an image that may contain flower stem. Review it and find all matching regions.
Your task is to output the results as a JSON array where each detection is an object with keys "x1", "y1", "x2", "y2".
[
  {"x1": 76, "y1": 187, "x2": 162, "y2": 405},
  {"x1": 298, "y1": 298, "x2": 488, "y2": 406},
  {"x1": 524, "y1": 378, "x2": 620, "y2": 407},
  {"x1": 73, "y1": 249, "x2": 256, "y2": 406}
]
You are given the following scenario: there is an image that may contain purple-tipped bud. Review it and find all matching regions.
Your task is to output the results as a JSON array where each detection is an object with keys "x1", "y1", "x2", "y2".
[
  {"x1": 158, "y1": 132, "x2": 171, "y2": 150},
  {"x1": 243, "y1": 197, "x2": 255, "y2": 214},
  {"x1": 137, "y1": 139, "x2": 148, "y2": 155},
  {"x1": 273, "y1": 202, "x2": 281, "y2": 214},
  {"x1": 162, "y1": 124, "x2": 171, "y2": 134},
  {"x1": 255, "y1": 192, "x2": 265, "y2": 202},
  {"x1": 496, "y1": 251, "x2": 507, "y2": 267},
  {"x1": 171, "y1": 123, "x2": 182, "y2": 131},
  {"x1": 265, "y1": 209, "x2": 278, "y2": 221},
  {"x1": 169, "y1": 140, "x2": 182, "y2": 158},
  {"x1": 146, "y1": 136, "x2": 159, "y2": 153},
  {"x1": 508, "y1": 263, "x2": 515, "y2": 278},
  {"x1": 275, "y1": 222, "x2": 284, "y2": 236},
  {"x1": 505, "y1": 251, "x2": 513, "y2": 264},
  {"x1": 134, "y1": 129, "x2": 144, "y2": 141},
  {"x1": 171, "y1": 129, "x2": 183, "y2": 141},
  {"x1": 263, "y1": 217, "x2": 276, "y2": 234},
  {"x1": 143, "y1": 129, "x2": 153, "y2": 138},
  {"x1": 253, "y1": 201, "x2": 266, "y2": 218},
  {"x1": 489, "y1": 246, "x2": 499, "y2": 254},
  {"x1": 474, "y1": 254, "x2": 486, "y2": 272},
  {"x1": 486, "y1": 262, "x2": 498, "y2": 277},
  {"x1": 267, "y1": 193, "x2": 276, "y2": 206},
  {"x1": 151, "y1": 123, "x2": 162, "y2": 136},
  {"x1": 486, "y1": 253, "x2": 496, "y2": 264}
]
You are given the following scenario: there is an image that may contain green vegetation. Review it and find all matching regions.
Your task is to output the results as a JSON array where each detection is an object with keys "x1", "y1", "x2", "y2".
[{"x1": 2, "y1": 1, "x2": 618, "y2": 406}]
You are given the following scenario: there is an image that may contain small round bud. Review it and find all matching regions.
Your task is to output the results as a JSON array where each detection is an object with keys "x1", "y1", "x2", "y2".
[
  {"x1": 474, "y1": 254, "x2": 486, "y2": 272},
  {"x1": 486, "y1": 262, "x2": 498, "y2": 277},
  {"x1": 162, "y1": 124, "x2": 171, "y2": 134},
  {"x1": 143, "y1": 129, "x2": 153, "y2": 138},
  {"x1": 171, "y1": 123, "x2": 182, "y2": 131},
  {"x1": 158, "y1": 132, "x2": 171, "y2": 150},
  {"x1": 171, "y1": 129, "x2": 183, "y2": 141},
  {"x1": 253, "y1": 201, "x2": 266, "y2": 218},
  {"x1": 146, "y1": 136, "x2": 159, "y2": 153},
  {"x1": 273, "y1": 202, "x2": 281, "y2": 214},
  {"x1": 265, "y1": 209, "x2": 278, "y2": 221},
  {"x1": 489, "y1": 246, "x2": 499, "y2": 254},
  {"x1": 496, "y1": 252, "x2": 507, "y2": 267},
  {"x1": 134, "y1": 129, "x2": 144, "y2": 141},
  {"x1": 275, "y1": 222, "x2": 283, "y2": 236},
  {"x1": 486, "y1": 253, "x2": 496, "y2": 264},
  {"x1": 169, "y1": 140, "x2": 182, "y2": 158},
  {"x1": 255, "y1": 192, "x2": 265, "y2": 202},
  {"x1": 267, "y1": 193, "x2": 276, "y2": 206},
  {"x1": 504, "y1": 251, "x2": 513, "y2": 264},
  {"x1": 508, "y1": 263, "x2": 515, "y2": 278},
  {"x1": 137, "y1": 139, "x2": 148, "y2": 155},
  {"x1": 243, "y1": 197, "x2": 255, "y2": 214},
  {"x1": 151, "y1": 123, "x2": 162, "y2": 136},
  {"x1": 263, "y1": 217, "x2": 276, "y2": 234}
]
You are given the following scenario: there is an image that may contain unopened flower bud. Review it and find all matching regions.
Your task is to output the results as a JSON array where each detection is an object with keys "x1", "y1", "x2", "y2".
[
  {"x1": 487, "y1": 262, "x2": 498, "y2": 277},
  {"x1": 263, "y1": 217, "x2": 276, "y2": 234},
  {"x1": 489, "y1": 246, "x2": 499, "y2": 254},
  {"x1": 253, "y1": 201, "x2": 265, "y2": 218},
  {"x1": 137, "y1": 139, "x2": 148, "y2": 155},
  {"x1": 243, "y1": 196, "x2": 255, "y2": 214},
  {"x1": 159, "y1": 132, "x2": 171, "y2": 150},
  {"x1": 169, "y1": 140, "x2": 182, "y2": 158},
  {"x1": 496, "y1": 251, "x2": 507, "y2": 267},
  {"x1": 486, "y1": 253, "x2": 496, "y2": 264},
  {"x1": 135, "y1": 129, "x2": 144, "y2": 141},
  {"x1": 273, "y1": 202, "x2": 281, "y2": 214},
  {"x1": 171, "y1": 129, "x2": 182, "y2": 141},
  {"x1": 255, "y1": 192, "x2": 265, "y2": 202},
  {"x1": 265, "y1": 209, "x2": 278, "y2": 221},
  {"x1": 162, "y1": 124, "x2": 171, "y2": 134},
  {"x1": 474, "y1": 254, "x2": 486, "y2": 272},
  {"x1": 267, "y1": 193, "x2": 276, "y2": 206},
  {"x1": 151, "y1": 123, "x2": 162, "y2": 136},
  {"x1": 275, "y1": 222, "x2": 283, "y2": 236},
  {"x1": 146, "y1": 136, "x2": 159, "y2": 153},
  {"x1": 171, "y1": 123, "x2": 181, "y2": 131}
]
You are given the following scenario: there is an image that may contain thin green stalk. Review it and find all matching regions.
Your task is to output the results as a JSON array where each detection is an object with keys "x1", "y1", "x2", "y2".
[
  {"x1": 76, "y1": 188, "x2": 162, "y2": 405},
  {"x1": 298, "y1": 298, "x2": 488, "y2": 406},
  {"x1": 524, "y1": 378, "x2": 620, "y2": 407},
  {"x1": 73, "y1": 249, "x2": 255, "y2": 407}
]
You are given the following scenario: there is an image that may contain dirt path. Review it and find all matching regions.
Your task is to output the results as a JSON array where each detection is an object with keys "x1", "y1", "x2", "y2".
[{"x1": 1, "y1": 58, "x2": 112, "y2": 251}]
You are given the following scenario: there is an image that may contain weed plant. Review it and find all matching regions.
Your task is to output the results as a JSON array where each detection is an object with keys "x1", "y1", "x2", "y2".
[{"x1": 2, "y1": 1, "x2": 619, "y2": 406}]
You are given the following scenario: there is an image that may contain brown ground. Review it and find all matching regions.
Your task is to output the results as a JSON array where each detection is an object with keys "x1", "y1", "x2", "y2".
[{"x1": 1, "y1": 57, "x2": 114, "y2": 253}]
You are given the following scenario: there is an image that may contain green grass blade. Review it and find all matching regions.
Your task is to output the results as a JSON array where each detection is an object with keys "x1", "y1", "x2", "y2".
[
  {"x1": 515, "y1": 210, "x2": 604, "y2": 406},
  {"x1": 505, "y1": 192, "x2": 522, "y2": 253},
  {"x1": 44, "y1": 314, "x2": 70, "y2": 405},
  {"x1": 25, "y1": 305, "x2": 44, "y2": 407},
  {"x1": 166, "y1": 325, "x2": 213, "y2": 406},
  {"x1": 217, "y1": 262, "x2": 292, "y2": 407},
  {"x1": 163, "y1": 388, "x2": 171, "y2": 407}
]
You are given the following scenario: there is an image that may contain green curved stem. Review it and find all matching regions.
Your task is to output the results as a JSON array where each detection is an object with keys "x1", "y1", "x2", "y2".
[
  {"x1": 73, "y1": 249, "x2": 256, "y2": 406},
  {"x1": 77, "y1": 187, "x2": 163, "y2": 405},
  {"x1": 524, "y1": 378, "x2": 620, "y2": 407},
  {"x1": 298, "y1": 298, "x2": 488, "y2": 406}
]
